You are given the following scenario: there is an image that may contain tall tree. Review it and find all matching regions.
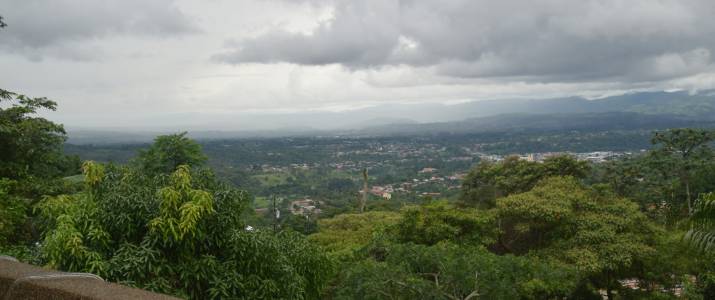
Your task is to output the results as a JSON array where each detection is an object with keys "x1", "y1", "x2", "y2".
[
  {"x1": 496, "y1": 177, "x2": 658, "y2": 298},
  {"x1": 0, "y1": 89, "x2": 79, "y2": 246},
  {"x1": 0, "y1": 89, "x2": 69, "y2": 180},
  {"x1": 651, "y1": 128, "x2": 715, "y2": 215},
  {"x1": 460, "y1": 155, "x2": 588, "y2": 208},
  {"x1": 37, "y1": 160, "x2": 334, "y2": 299},
  {"x1": 135, "y1": 132, "x2": 207, "y2": 175}
]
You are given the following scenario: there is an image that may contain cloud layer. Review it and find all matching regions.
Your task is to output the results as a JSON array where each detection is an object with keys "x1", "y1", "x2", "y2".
[
  {"x1": 2, "y1": 0, "x2": 715, "y2": 130},
  {"x1": 214, "y1": 0, "x2": 715, "y2": 83},
  {"x1": 0, "y1": 0, "x2": 197, "y2": 60}
]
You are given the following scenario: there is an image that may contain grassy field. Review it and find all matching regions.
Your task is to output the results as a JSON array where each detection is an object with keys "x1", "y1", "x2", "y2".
[
  {"x1": 252, "y1": 173, "x2": 293, "y2": 187},
  {"x1": 253, "y1": 196, "x2": 271, "y2": 208}
]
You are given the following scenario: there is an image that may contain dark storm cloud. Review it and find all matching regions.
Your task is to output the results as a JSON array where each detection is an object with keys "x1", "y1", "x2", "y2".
[
  {"x1": 0, "y1": 0, "x2": 198, "y2": 60},
  {"x1": 214, "y1": 0, "x2": 715, "y2": 82}
]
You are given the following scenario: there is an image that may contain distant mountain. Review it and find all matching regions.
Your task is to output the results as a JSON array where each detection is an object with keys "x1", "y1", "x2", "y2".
[
  {"x1": 428, "y1": 90, "x2": 715, "y2": 121},
  {"x1": 65, "y1": 90, "x2": 715, "y2": 143},
  {"x1": 341, "y1": 117, "x2": 418, "y2": 129},
  {"x1": 584, "y1": 90, "x2": 715, "y2": 118},
  {"x1": 357, "y1": 112, "x2": 714, "y2": 136}
]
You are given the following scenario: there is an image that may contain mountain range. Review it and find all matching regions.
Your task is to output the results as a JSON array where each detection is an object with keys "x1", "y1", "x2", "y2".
[{"x1": 67, "y1": 90, "x2": 715, "y2": 143}]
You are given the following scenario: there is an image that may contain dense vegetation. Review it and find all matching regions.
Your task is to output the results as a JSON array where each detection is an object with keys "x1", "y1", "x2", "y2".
[
  {"x1": 1, "y1": 91, "x2": 332, "y2": 298},
  {"x1": 308, "y1": 144, "x2": 715, "y2": 299},
  {"x1": 4, "y1": 88, "x2": 715, "y2": 299}
]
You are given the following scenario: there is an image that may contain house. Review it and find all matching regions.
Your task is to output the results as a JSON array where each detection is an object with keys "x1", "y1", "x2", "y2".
[
  {"x1": 290, "y1": 199, "x2": 323, "y2": 216},
  {"x1": 367, "y1": 185, "x2": 393, "y2": 200},
  {"x1": 419, "y1": 167, "x2": 438, "y2": 174}
]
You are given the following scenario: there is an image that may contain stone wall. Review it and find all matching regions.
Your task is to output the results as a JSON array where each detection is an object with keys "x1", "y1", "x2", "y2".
[{"x1": 0, "y1": 256, "x2": 180, "y2": 300}]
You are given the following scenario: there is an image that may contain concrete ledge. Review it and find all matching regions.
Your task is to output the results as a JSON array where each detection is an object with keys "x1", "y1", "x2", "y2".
[{"x1": 0, "y1": 259, "x2": 180, "y2": 300}]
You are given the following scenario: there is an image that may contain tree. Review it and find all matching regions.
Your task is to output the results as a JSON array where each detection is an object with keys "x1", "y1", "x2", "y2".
[
  {"x1": 326, "y1": 178, "x2": 357, "y2": 193},
  {"x1": 309, "y1": 211, "x2": 401, "y2": 259},
  {"x1": 594, "y1": 155, "x2": 672, "y2": 210},
  {"x1": 0, "y1": 179, "x2": 27, "y2": 245},
  {"x1": 0, "y1": 89, "x2": 71, "y2": 181},
  {"x1": 460, "y1": 155, "x2": 588, "y2": 208},
  {"x1": 135, "y1": 132, "x2": 207, "y2": 175},
  {"x1": 680, "y1": 192, "x2": 715, "y2": 299},
  {"x1": 685, "y1": 193, "x2": 715, "y2": 253},
  {"x1": 0, "y1": 89, "x2": 80, "y2": 250},
  {"x1": 651, "y1": 128, "x2": 715, "y2": 215},
  {"x1": 496, "y1": 177, "x2": 658, "y2": 298},
  {"x1": 541, "y1": 155, "x2": 589, "y2": 178},
  {"x1": 36, "y1": 161, "x2": 110, "y2": 275},
  {"x1": 394, "y1": 201, "x2": 496, "y2": 247},
  {"x1": 36, "y1": 150, "x2": 334, "y2": 299},
  {"x1": 335, "y1": 240, "x2": 579, "y2": 299}
]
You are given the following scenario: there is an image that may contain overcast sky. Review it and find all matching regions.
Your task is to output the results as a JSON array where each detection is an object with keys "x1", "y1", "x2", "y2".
[{"x1": 2, "y1": 0, "x2": 715, "y2": 129}]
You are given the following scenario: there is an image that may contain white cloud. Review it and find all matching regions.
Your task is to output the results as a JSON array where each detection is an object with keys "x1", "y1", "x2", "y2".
[
  {"x1": 1, "y1": 0, "x2": 715, "y2": 130},
  {"x1": 0, "y1": 0, "x2": 198, "y2": 60},
  {"x1": 215, "y1": 0, "x2": 715, "y2": 83}
]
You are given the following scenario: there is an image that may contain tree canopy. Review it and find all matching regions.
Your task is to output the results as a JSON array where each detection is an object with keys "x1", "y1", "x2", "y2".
[
  {"x1": 32, "y1": 138, "x2": 334, "y2": 299},
  {"x1": 0, "y1": 89, "x2": 75, "y2": 181},
  {"x1": 460, "y1": 155, "x2": 588, "y2": 208},
  {"x1": 135, "y1": 132, "x2": 207, "y2": 175}
]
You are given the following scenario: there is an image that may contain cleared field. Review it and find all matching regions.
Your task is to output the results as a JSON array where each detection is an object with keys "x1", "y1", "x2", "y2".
[
  {"x1": 252, "y1": 173, "x2": 293, "y2": 187},
  {"x1": 253, "y1": 196, "x2": 270, "y2": 208}
]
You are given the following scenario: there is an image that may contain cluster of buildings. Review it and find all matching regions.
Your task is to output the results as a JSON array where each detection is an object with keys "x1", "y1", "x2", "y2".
[
  {"x1": 616, "y1": 277, "x2": 688, "y2": 297},
  {"x1": 572, "y1": 151, "x2": 629, "y2": 163},
  {"x1": 366, "y1": 168, "x2": 466, "y2": 200},
  {"x1": 369, "y1": 185, "x2": 393, "y2": 199},
  {"x1": 478, "y1": 151, "x2": 629, "y2": 163},
  {"x1": 330, "y1": 160, "x2": 382, "y2": 172}
]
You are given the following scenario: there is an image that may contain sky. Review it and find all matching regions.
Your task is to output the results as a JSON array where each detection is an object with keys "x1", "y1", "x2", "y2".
[{"x1": 2, "y1": 0, "x2": 715, "y2": 130}]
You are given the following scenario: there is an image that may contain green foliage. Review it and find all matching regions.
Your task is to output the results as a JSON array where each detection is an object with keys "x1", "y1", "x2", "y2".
[
  {"x1": 650, "y1": 128, "x2": 715, "y2": 215},
  {"x1": 460, "y1": 155, "x2": 588, "y2": 208},
  {"x1": 135, "y1": 132, "x2": 207, "y2": 175},
  {"x1": 322, "y1": 172, "x2": 685, "y2": 299},
  {"x1": 594, "y1": 129, "x2": 715, "y2": 222},
  {"x1": 0, "y1": 178, "x2": 27, "y2": 245},
  {"x1": 496, "y1": 176, "x2": 658, "y2": 294},
  {"x1": 35, "y1": 161, "x2": 111, "y2": 275},
  {"x1": 0, "y1": 244, "x2": 41, "y2": 264},
  {"x1": 0, "y1": 89, "x2": 81, "y2": 249},
  {"x1": 651, "y1": 128, "x2": 715, "y2": 157},
  {"x1": 221, "y1": 230, "x2": 335, "y2": 299},
  {"x1": 37, "y1": 195, "x2": 109, "y2": 275},
  {"x1": 686, "y1": 271, "x2": 715, "y2": 300},
  {"x1": 541, "y1": 155, "x2": 590, "y2": 178},
  {"x1": 309, "y1": 211, "x2": 401, "y2": 259},
  {"x1": 149, "y1": 165, "x2": 214, "y2": 242},
  {"x1": 335, "y1": 241, "x2": 579, "y2": 299},
  {"x1": 395, "y1": 200, "x2": 496, "y2": 246},
  {"x1": 0, "y1": 89, "x2": 73, "y2": 181},
  {"x1": 0, "y1": 88, "x2": 82, "y2": 259},
  {"x1": 35, "y1": 155, "x2": 333, "y2": 299},
  {"x1": 280, "y1": 212, "x2": 319, "y2": 235},
  {"x1": 686, "y1": 193, "x2": 715, "y2": 252}
]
